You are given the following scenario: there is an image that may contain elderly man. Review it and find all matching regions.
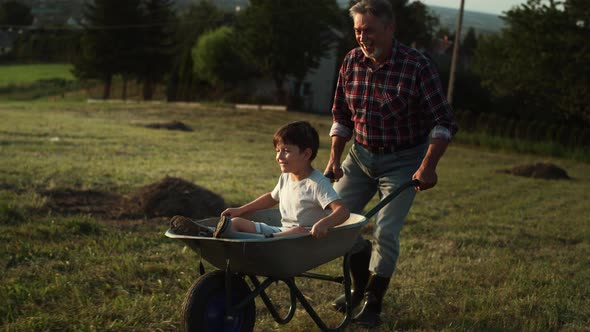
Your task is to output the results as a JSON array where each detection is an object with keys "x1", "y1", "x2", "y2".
[{"x1": 324, "y1": 0, "x2": 458, "y2": 328}]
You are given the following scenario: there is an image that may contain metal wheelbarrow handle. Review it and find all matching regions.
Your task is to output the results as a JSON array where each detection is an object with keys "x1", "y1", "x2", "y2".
[{"x1": 363, "y1": 179, "x2": 420, "y2": 220}]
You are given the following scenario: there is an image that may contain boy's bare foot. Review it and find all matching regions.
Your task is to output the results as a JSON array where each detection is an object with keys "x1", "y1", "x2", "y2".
[
  {"x1": 169, "y1": 215, "x2": 213, "y2": 237},
  {"x1": 213, "y1": 216, "x2": 231, "y2": 238}
]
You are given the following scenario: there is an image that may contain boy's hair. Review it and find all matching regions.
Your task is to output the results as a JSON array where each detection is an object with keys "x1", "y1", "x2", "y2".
[{"x1": 273, "y1": 121, "x2": 320, "y2": 161}]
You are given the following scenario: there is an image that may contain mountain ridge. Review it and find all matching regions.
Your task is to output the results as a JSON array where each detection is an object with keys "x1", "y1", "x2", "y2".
[{"x1": 175, "y1": 0, "x2": 505, "y2": 34}]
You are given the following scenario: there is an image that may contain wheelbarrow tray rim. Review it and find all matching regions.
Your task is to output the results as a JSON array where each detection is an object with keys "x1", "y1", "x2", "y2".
[
  {"x1": 166, "y1": 211, "x2": 368, "y2": 278},
  {"x1": 165, "y1": 212, "x2": 367, "y2": 242}
]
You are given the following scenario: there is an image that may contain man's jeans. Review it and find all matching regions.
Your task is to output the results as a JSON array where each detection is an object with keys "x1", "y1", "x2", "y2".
[{"x1": 334, "y1": 140, "x2": 428, "y2": 277}]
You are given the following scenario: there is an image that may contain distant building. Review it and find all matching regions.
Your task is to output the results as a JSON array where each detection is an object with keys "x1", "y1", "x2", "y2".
[
  {"x1": 297, "y1": 27, "x2": 344, "y2": 113},
  {"x1": 237, "y1": 27, "x2": 343, "y2": 114},
  {"x1": 30, "y1": 0, "x2": 82, "y2": 27},
  {"x1": 0, "y1": 30, "x2": 18, "y2": 55}
]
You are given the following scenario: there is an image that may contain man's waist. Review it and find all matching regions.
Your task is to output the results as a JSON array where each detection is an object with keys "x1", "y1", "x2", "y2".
[{"x1": 356, "y1": 137, "x2": 427, "y2": 154}]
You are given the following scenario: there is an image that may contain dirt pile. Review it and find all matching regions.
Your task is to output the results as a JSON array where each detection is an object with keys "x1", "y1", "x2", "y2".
[
  {"x1": 143, "y1": 120, "x2": 192, "y2": 132},
  {"x1": 41, "y1": 177, "x2": 225, "y2": 220},
  {"x1": 119, "y1": 177, "x2": 225, "y2": 219},
  {"x1": 40, "y1": 189, "x2": 122, "y2": 216},
  {"x1": 498, "y1": 162, "x2": 570, "y2": 180}
]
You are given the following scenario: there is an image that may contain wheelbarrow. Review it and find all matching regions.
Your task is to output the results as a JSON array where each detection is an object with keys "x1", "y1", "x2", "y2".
[{"x1": 165, "y1": 180, "x2": 419, "y2": 331}]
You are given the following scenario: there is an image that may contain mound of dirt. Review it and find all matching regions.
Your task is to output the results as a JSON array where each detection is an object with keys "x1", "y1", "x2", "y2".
[
  {"x1": 143, "y1": 120, "x2": 192, "y2": 132},
  {"x1": 40, "y1": 189, "x2": 122, "y2": 216},
  {"x1": 41, "y1": 177, "x2": 225, "y2": 220},
  {"x1": 498, "y1": 162, "x2": 570, "y2": 180},
  {"x1": 119, "y1": 176, "x2": 225, "y2": 219}
]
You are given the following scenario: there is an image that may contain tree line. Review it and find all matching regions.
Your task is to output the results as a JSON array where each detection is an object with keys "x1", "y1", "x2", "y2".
[{"x1": 1, "y1": 0, "x2": 589, "y2": 130}]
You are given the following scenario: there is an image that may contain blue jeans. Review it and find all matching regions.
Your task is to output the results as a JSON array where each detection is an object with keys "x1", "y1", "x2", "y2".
[{"x1": 334, "y1": 140, "x2": 428, "y2": 277}]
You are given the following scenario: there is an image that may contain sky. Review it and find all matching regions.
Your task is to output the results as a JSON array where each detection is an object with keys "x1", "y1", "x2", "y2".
[{"x1": 414, "y1": 0, "x2": 528, "y2": 15}]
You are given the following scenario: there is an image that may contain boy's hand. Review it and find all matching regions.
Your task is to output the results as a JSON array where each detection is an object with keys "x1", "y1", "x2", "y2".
[
  {"x1": 221, "y1": 208, "x2": 241, "y2": 217},
  {"x1": 311, "y1": 222, "x2": 329, "y2": 238}
]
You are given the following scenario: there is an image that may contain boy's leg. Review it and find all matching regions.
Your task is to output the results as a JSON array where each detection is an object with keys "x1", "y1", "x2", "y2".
[
  {"x1": 230, "y1": 217, "x2": 258, "y2": 233},
  {"x1": 214, "y1": 217, "x2": 275, "y2": 239},
  {"x1": 273, "y1": 226, "x2": 309, "y2": 237}
]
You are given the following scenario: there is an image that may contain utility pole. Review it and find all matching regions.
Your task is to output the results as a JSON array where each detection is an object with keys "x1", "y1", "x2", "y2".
[{"x1": 447, "y1": 0, "x2": 465, "y2": 105}]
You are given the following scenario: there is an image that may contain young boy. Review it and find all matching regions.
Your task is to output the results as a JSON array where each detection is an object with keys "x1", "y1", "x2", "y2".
[
  {"x1": 170, "y1": 121, "x2": 349, "y2": 239},
  {"x1": 218, "y1": 120, "x2": 349, "y2": 239}
]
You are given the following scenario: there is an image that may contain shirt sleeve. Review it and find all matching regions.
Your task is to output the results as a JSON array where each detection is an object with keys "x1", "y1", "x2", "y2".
[
  {"x1": 270, "y1": 176, "x2": 282, "y2": 202},
  {"x1": 419, "y1": 62, "x2": 459, "y2": 137},
  {"x1": 329, "y1": 122, "x2": 352, "y2": 139},
  {"x1": 316, "y1": 177, "x2": 342, "y2": 209},
  {"x1": 331, "y1": 57, "x2": 355, "y2": 135},
  {"x1": 430, "y1": 125, "x2": 452, "y2": 141}
]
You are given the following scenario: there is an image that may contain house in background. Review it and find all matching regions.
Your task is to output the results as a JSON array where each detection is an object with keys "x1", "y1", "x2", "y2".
[
  {"x1": 0, "y1": 29, "x2": 19, "y2": 55},
  {"x1": 30, "y1": 0, "x2": 81, "y2": 27},
  {"x1": 295, "y1": 27, "x2": 344, "y2": 114},
  {"x1": 237, "y1": 27, "x2": 344, "y2": 114}
]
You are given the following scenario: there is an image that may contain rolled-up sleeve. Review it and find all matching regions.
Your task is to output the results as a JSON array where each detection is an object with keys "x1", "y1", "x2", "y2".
[
  {"x1": 329, "y1": 122, "x2": 352, "y2": 139},
  {"x1": 430, "y1": 125, "x2": 452, "y2": 141}
]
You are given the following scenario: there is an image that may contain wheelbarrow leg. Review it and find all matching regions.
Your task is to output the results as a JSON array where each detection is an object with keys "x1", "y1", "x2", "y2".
[
  {"x1": 284, "y1": 253, "x2": 353, "y2": 332},
  {"x1": 249, "y1": 276, "x2": 297, "y2": 325}
]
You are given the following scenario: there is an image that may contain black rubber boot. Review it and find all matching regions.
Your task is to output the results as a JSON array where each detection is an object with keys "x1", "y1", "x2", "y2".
[
  {"x1": 331, "y1": 239, "x2": 372, "y2": 313},
  {"x1": 353, "y1": 274, "x2": 391, "y2": 328}
]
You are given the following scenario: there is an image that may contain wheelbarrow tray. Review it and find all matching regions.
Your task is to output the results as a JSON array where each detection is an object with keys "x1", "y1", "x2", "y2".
[{"x1": 165, "y1": 209, "x2": 367, "y2": 279}]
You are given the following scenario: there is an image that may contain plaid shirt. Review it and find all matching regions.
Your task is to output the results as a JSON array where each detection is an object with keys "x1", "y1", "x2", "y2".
[{"x1": 330, "y1": 40, "x2": 458, "y2": 148}]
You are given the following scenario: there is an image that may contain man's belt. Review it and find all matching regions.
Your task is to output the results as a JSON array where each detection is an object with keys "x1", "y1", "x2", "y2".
[{"x1": 358, "y1": 137, "x2": 427, "y2": 154}]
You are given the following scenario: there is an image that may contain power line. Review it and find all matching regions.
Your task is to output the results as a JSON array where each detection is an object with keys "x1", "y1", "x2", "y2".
[{"x1": 0, "y1": 2, "x2": 342, "y2": 31}]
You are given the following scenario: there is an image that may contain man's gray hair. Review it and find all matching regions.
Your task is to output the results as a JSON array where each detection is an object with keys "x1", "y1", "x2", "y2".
[{"x1": 349, "y1": 0, "x2": 395, "y2": 26}]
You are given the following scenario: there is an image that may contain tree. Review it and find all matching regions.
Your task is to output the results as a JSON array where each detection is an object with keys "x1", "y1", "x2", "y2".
[
  {"x1": 473, "y1": 0, "x2": 590, "y2": 124},
  {"x1": 167, "y1": 0, "x2": 224, "y2": 101},
  {"x1": 235, "y1": 0, "x2": 340, "y2": 105},
  {"x1": 0, "y1": 1, "x2": 33, "y2": 26},
  {"x1": 392, "y1": 0, "x2": 439, "y2": 47},
  {"x1": 462, "y1": 27, "x2": 477, "y2": 58},
  {"x1": 73, "y1": 0, "x2": 144, "y2": 99},
  {"x1": 136, "y1": 0, "x2": 177, "y2": 100},
  {"x1": 192, "y1": 26, "x2": 248, "y2": 94}
]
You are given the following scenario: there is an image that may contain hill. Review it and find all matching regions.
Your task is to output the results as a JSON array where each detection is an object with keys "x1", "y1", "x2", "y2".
[
  {"x1": 176, "y1": 0, "x2": 505, "y2": 35},
  {"x1": 428, "y1": 5, "x2": 505, "y2": 35},
  {"x1": 15, "y1": 0, "x2": 505, "y2": 35}
]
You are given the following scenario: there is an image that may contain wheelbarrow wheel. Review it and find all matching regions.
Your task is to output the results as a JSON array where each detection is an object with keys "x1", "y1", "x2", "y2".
[{"x1": 181, "y1": 270, "x2": 255, "y2": 332}]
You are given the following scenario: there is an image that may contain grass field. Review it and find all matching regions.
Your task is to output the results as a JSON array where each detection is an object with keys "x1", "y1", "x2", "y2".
[
  {"x1": 0, "y1": 64, "x2": 74, "y2": 87},
  {"x1": 1, "y1": 101, "x2": 589, "y2": 331},
  {"x1": 0, "y1": 64, "x2": 83, "y2": 102}
]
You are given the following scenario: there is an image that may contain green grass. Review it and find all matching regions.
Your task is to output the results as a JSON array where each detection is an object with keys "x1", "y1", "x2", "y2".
[
  {"x1": 454, "y1": 131, "x2": 590, "y2": 163},
  {"x1": 1, "y1": 101, "x2": 589, "y2": 331},
  {"x1": 0, "y1": 64, "x2": 84, "y2": 101},
  {"x1": 0, "y1": 64, "x2": 74, "y2": 87}
]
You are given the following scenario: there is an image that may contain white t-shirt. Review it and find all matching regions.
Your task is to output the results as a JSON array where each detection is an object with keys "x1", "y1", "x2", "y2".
[{"x1": 270, "y1": 169, "x2": 341, "y2": 228}]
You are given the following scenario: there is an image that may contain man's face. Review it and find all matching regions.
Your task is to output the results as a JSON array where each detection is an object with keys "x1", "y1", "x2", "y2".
[{"x1": 353, "y1": 12, "x2": 394, "y2": 63}]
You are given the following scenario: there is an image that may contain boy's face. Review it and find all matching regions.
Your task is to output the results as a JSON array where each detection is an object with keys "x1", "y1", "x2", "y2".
[{"x1": 275, "y1": 143, "x2": 311, "y2": 174}]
